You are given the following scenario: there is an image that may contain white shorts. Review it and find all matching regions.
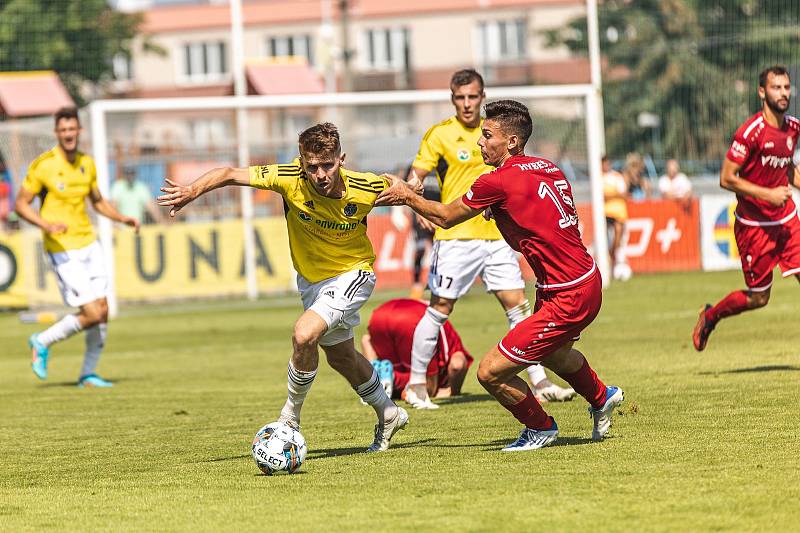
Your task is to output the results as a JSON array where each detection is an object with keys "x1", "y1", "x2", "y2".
[
  {"x1": 47, "y1": 241, "x2": 108, "y2": 308},
  {"x1": 298, "y1": 269, "x2": 376, "y2": 347},
  {"x1": 429, "y1": 239, "x2": 524, "y2": 299}
]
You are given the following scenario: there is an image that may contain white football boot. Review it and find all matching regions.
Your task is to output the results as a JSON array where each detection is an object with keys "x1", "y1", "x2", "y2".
[
  {"x1": 366, "y1": 407, "x2": 409, "y2": 452},
  {"x1": 589, "y1": 386, "x2": 624, "y2": 441},
  {"x1": 403, "y1": 383, "x2": 439, "y2": 410}
]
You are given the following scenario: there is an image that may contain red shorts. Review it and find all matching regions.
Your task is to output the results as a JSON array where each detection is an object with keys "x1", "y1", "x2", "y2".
[
  {"x1": 497, "y1": 272, "x2": 602, "y2": 364},
  {"x1": 735, "y1": 215, "x2": 800, "y2": 291}
]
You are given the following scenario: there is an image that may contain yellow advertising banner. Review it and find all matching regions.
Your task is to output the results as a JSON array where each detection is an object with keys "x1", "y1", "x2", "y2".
[{"x1": 0, "y1": 218, "x2": 294, "y2": 308}]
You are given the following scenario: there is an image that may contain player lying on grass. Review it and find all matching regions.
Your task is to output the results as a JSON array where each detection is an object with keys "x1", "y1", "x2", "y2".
[
  {"x1": 693, "y1": 65, "x2": 800, "y2": 351},
  {"x1": 361, "y1": 298, "x2": 473, "y2": 400},
  {"x1": 376, "y1": 100, "x2": 623, "y2": 451},
  {"x1": 157, "y1": 123, "x2": 409, "y2": 452}
]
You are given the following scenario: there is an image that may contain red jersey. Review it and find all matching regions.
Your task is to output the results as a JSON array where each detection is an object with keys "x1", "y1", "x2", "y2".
[
  {"x1": 367, "y1": 299, "x2": 469, "y2": 376},
  {"x1": 462, "y1": 154, "x2": 596, "y2": 290},
  {"x1": 726, "y1": 112, "x2": 800, "y2": 225}
]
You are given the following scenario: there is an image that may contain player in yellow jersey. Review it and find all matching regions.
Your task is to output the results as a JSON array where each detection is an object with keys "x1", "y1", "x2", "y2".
[
  {"x1": 157, "y1": 123, "x2": 409, "y2": 452},
  {"x1": 15, "y1": 107, "x2": 139, "y2": 387},
  {"x1": 404, "y1": 70, "x2": 574, "y2": 408}
]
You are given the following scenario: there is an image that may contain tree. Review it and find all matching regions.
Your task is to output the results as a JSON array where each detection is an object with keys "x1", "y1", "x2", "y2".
[
  {"x1": 547, "y1": 0, "x2": 800, "y2": 167},
  {"x1": 0, "y1": 0, "x2": 142, "y2": 104}
]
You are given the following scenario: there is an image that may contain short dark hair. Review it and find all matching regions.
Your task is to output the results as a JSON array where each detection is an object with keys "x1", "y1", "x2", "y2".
[
  {"x1": 298, "y1": 122, "x2": 341, "y2": 157},
  {"x1": 484, "y1": 100, "x2": 533, "y2": 148},
  {"x1": 450, "y1": 69, "x2": 484, "y2": 92},
  {"x1": 759, "y1": 65, "x2": 790, "y2": 88},
  {"x1": 54, "y1": 106, "x2": 79, "y2": 126}
]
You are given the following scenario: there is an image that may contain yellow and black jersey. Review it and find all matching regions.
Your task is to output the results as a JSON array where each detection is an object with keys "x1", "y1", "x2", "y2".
[
  {"x1": 413, "y1": 116, "x2": 502, "y2": 241},
  {"x1": 249, "y1": 158, "x2": 387, "y2": 283},
  {"x1": 21, "y1": 147, "x2": 98, "y2": 253}
]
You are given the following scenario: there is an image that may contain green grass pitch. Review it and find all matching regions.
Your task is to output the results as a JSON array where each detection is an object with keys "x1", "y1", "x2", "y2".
[{"x1": 1, "y1": 270, "x2": 799, "y2": 531}]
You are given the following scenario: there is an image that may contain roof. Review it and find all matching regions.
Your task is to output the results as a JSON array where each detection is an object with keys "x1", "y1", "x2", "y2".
[
  {"x1": 143, "y1": 0, "x2": 579, "y2": 33},
  {"x1": 0, "y1": 71, "x2": 74, "y2": 118},
  {"x1": 246, "y1": 59, "x2": 324, "y2": 95}
]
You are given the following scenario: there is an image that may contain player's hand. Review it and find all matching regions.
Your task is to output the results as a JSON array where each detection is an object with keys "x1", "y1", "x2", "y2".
[
  {"x1": 45, "y1": 222, "x2": 68, "y2": 235},
  {"x1": 157, "y1": 179, "x2": 196, "y2": 217},
  {"x1": 375, "y1": 174, "x2": 412, "y2": 206},
  {"x1": 765, "y1": 185, "x2": 792, "y2": 207},
  {"x1": 482, "y1": 207, "x2": 494, "y2": 221},
  {"x1": 123, "y1": 216, "x2": 140, "y2": 233},
  {"x1": 416, "y1": 214, "x2": 437, "y2": 232},
  {"x1": 405, "y1": 176, "x2": 424, "y2": 196}
]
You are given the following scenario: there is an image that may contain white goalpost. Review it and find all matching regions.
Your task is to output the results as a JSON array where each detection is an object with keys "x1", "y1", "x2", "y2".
[{"x1": 90, "y1": 85, "x2": 609, "y2": 317}]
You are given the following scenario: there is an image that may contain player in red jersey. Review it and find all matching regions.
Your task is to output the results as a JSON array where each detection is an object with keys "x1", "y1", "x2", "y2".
[
  {"x1": 377, "y1": 100, "x2": 623, "y2": 451},
  {"x1": 361, "y1": 298, "x2": 473, "y2": 399},
  {"x1": 693, "y1": 65, "x2": 800, "y2": 351}
]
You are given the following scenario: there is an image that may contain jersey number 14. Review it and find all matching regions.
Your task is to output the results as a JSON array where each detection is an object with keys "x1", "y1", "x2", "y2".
[{"x1": 538, "y1": 180, "x2": 578, "y2": 229}]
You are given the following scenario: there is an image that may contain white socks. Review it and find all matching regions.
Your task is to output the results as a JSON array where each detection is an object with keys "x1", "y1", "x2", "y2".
[
  {"x1": 37, "y1": 314, "x2": 82, "y2": 347},
  {"x1": 527, "y1": 364, "x2": 547, "y2": 387},
  {"x1": 409, "y1": 306, "x2": 449, "y2": 385},
  {"x1": 505, "y1": 299, "x2": 532, "y2": 329},
  {"x1": 504, "y1": 299, "x2": 545, "y2": 387},
  {"x1": 80, "y1": 323, "x2": 107, "y2": 377},
  {"x1": 280, "y1": 361, "x2": 317, "y2": 425},
  {"x1": 356, "y1": 368, "x2": 396, "y2": 422}
]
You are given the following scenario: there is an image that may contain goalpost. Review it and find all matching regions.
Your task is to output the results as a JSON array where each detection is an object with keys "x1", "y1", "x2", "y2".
[{"x1": 89, "y1": 85, "x2": 609, "y2": 317}]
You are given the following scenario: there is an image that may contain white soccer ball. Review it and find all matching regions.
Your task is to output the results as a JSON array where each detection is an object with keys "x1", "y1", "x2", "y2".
[
  {"x1": 613, "y1": 262, "x2": 633, "y2": 282},
  {"x1": 251, "y1": 422, "x2": 307, "y2": 475}
]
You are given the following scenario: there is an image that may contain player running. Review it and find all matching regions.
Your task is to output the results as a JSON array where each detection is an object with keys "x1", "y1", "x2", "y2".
[
  {"x1": 693, "y1": 65, "x2": 800, "y2": 351},
  {"x1": 405, "y1": 69, "x2": 573, "y2": 409},
  {"x1": 157, "y1": 123, "x2": 409, "y2": 452},
  {"x1": 362, "y1": 298, "x2": 473, "y2": 400},
  {"x1": 15, "y1": 107, "x2": 139, "y2": 387},
  {"x1": 377, "y1": 100, "x2": 623, "y2": 450}
]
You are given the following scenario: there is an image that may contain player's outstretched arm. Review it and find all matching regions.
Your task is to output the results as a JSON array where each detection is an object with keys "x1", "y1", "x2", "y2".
[
  {"x1": 376, "y1": 174, "x2": 480, "y2": 229},
  {"x1": 89, "y1": 187, "x2": 140, "y2": 233},
  {"x1": 157, "y1": 167, "x2": 249, "y2": 217},
  {"x1": 720, "y1": 157, "x2": 791, "y2": 207}
]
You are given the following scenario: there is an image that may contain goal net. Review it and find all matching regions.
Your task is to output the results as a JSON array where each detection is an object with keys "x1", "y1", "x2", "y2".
[{"x1": 0, "y1": 87, "x2": 605, "y2": 313}]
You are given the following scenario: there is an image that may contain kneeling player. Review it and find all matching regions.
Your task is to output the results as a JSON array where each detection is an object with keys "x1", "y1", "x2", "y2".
[
  {"x1": 361, "y1": 298, "x2": 473, "y2": 400},
  {"x1": 377, "y1": 100, "x2": 623, "y2": 450}
]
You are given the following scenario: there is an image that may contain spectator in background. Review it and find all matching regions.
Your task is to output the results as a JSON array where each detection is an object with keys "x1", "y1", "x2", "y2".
[
  {"x1": 111, "y1": 165, "x2": 162, "y2": 224},
  {"x1": 624, "y1": 152, "x2": 651, "y2": 200},
  {"x1": 602, "y1": 156, "x2": 631, "y2": 281},
  {"x1": 0, "y1": 172, "x2": 10, "y2": 229},
  {"x1": 658, "y1": 159, "x2": 693, "y2": 206}
]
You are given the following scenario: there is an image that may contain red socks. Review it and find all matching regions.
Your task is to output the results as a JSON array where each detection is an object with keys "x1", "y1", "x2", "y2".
[
  {"x1": 505, "y1": 388, "x2": 551, "y2": 430},
  {"x1": 706, "y1": 290, "x2": 750, "y2": 325},
  {"x1": 561, "y1": 358, "x2": 607, "y2": 409}
]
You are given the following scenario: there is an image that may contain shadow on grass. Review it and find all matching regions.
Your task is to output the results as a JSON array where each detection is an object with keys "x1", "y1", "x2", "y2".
[
  {"x1": 307, "y1": 438, "x2": 437, "y2": 459},
  {"x1": 37, "y1": 377, "x2": 134, "y2": 388},
  {"x1": 433, "y1": 393, "x2": 494, "y2": 405},
  {"x1": 698, "y1": 364, "x2": 800, "y2": 376}
]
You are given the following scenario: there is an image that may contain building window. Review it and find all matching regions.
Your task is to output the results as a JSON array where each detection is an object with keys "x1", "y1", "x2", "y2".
[
  {"x1": 182, "y1": 41, "x2": 228, "y2": 82},
  {"x1": 190, "y1": 118, "x2": 229, "y2": 148},
  {"x1": 476, "y1": 19, "x2": 527, "y2": 62},
  {"x1": 360, "y1": 27, "x2": 409, "y2": 71},
  {"x1": 112, "y1": 53, "x2": 133, "y2": 81},
  {"x1": 266, "y1": 35, "x2": 314, "y2": 65}
]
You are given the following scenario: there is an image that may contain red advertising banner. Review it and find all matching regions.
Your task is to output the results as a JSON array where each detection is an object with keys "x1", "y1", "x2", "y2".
[{"x1": 577, "y1": 199, "x2": 701, "y2": 273}]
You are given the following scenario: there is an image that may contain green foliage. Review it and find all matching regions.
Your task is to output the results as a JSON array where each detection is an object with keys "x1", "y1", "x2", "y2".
[
  {"x1": 0, "y1": 0, "x2": 141, "y2": 105},
  {"x1": 1, "y1": 272, "x2": 799, "y2": 529},
  {"x1": 547, "y1": 0, "x2": 800, "y2": 165}
]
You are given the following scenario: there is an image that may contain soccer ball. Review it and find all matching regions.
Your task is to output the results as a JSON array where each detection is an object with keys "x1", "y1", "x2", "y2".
[
  {"x1": 613, "y1": 262, "x2": 633, "y2": 282},
  {"x1": 251, "y1": 422, "x2": 307, "y2": 475}
]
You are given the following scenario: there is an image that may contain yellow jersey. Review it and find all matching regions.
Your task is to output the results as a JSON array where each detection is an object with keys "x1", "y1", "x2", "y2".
[
  {"x1": 21, "y1": 147, "x2": 98, "y2": 253},
  {"x1": 413, "y1": 116, "x2": 502, "y2": 241},
  {"x1": 249, "y1": 158, "x2": 387, "y2": 283}
]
